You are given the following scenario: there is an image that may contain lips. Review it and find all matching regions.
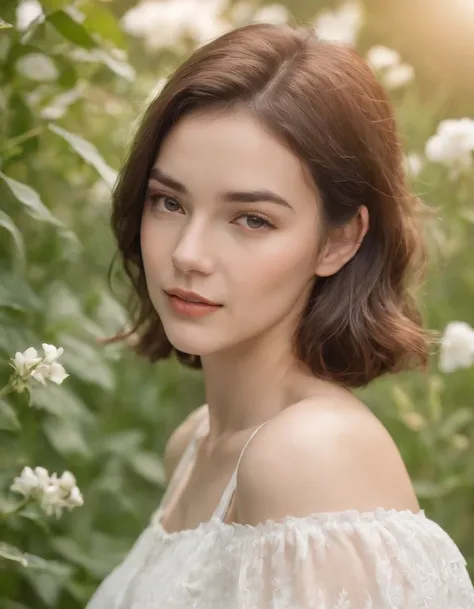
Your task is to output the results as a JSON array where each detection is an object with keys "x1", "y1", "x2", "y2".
[{"x1": 165, "y1": 288, "x2": 221, "y2": 306}]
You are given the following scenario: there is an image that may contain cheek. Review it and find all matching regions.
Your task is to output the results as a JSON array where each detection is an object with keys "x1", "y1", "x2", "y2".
[
  {"x1": 238, "y1": 236, "x2": 317, "y2": 300},
  {"x1": 140, "y1": 217, "x2": 169, "y2": 274}
]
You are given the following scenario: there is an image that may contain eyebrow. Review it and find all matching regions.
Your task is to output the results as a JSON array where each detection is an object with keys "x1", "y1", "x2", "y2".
[{"x1": 148, "y1": 166, "x2": 294, "y2": 210}]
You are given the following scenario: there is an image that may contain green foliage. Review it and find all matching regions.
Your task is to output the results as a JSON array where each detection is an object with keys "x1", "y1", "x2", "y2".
[
  {"x1": 0, "y1": 1, "x2": 203, "y2": 606},
  {"x1": 0, "y1": 0, "x2": 473, "y2": 607}
]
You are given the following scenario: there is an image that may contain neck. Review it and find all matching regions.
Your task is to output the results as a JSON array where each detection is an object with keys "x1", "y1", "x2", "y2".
[{"x1": 200, "y1": 326, "x2": 318, "y2": 441}]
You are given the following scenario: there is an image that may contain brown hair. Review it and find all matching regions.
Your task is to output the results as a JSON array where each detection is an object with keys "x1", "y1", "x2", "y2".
[{"x1": 103, "y1": 22, "x2": 434, "y2": 388}]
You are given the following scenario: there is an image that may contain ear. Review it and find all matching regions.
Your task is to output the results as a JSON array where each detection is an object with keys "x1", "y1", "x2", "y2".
[{"x1": 315, "y1": 205, "x2": 369, "y2": 277}]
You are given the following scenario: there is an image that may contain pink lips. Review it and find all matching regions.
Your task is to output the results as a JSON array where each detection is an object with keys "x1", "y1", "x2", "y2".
[{"x1": 165, "y1": 288, "x2": 222, "y2": 318}]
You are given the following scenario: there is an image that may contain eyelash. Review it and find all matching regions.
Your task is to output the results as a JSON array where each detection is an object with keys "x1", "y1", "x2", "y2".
[{"x1": 146, "y1": 192, "x2": 276, "y2": 230}]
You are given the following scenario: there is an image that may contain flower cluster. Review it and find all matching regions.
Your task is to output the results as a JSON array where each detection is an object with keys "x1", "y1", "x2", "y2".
[
  {"x1": 10, "y1": 466, "x2": 84, "y2": 518},
  {"x1": 439, "y1": 321, "x2": 474, "y2": 373},
  {"x1": 121, "y1": 0, "x2": 229, "y2": 52},
  {"x1": 8, "y1": 343, "x2": 68, "y2": 394},
  {"x1": 313, "y1": 0, "x2": 363, "y2": 46},
  {"x1": 366, "y1": 44, "x2": 415, "y2": 90},
  {"x1": 425, "y1": 118, "x2": 474, "y2": 179}
]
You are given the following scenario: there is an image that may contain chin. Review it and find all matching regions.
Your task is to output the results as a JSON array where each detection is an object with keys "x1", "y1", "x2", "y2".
[{"x1": 163, "y1": 326, "x2": 225, "y2": 358}]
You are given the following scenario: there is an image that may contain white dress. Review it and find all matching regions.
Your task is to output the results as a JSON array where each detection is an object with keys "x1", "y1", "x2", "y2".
[{"x1": 86, "y1": 417, "x2": 474, "y2": 608}]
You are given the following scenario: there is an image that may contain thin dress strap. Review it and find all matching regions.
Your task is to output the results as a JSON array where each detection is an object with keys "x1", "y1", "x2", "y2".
[
  {"x1": 151, "y1": 415, "x2": 209, "y2": 527},
  {"x1": 212, "y1": 419, "x2": 270, "y2": 521}
]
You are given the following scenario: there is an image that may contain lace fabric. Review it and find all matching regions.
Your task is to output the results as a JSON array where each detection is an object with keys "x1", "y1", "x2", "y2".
[
  {"x1": 85, "y1": 417, "x2": 474, "y2": 608},
  {"x1": 86, "y1": 508, "x2": 474, "y2": 608}
]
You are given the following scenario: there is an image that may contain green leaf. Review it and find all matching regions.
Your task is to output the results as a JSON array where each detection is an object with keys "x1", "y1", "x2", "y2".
[
  {"x1": 128, "y1": 451, "x2": 166, "y2": 485},
  {"x1": 48, "y1": 124, "x2": 117, "y2": 187},
  {"x1": 0, "y1": 399, "x2": 21, "y2": 432},
  {"x1": 69, "y1": 47, "x2": 135, "y2": 81},
  {"x1": 413, "y1": 475, "x2": 466, "y2": 499},
  {"x1": 0, "y1": 172, "x2": 62, "y2": 227},
  {"x1": 28, "y1": 383, "x2": 94, "y2": 422},
  {"x1": 92, "y1": 48, "x2": 135, "y2": 81},
  {"x1": 22, "y1": 557, "x2": 73, "y2": 606},
  {"x1": 51, "y1": 534, "x2": 126, "y2": 578},
  {"x1": 78, "y1": 0, "x2": 125, "y2": 48},
  {"x1": 57, "y1": 333, "x2": 115, "y2": 390},
  {"x1": 0, "y1": 211, "x2": 26, "y2": 270},
  {"x1": 40, "y1": 0, "x2": 72, "y2": 10},
  {"x1": 42, "y1": 416, "x2": 91, "y2": 457},
  {"x1": 439, "y1": 408, "x2": 473, "y2": 438},
  {"x1": 0, "y1": 600, "x2": 31, "y2": 609},
  {"x1": 47, "y1": 9, "x2": 97, "y2": 49},
  {"x1": 0, "y1": 270, "x2": 42, "y2": 312},
  {"x1": 0, "y1": 18, "x2": 14, "y2": 29},
  {"x1": 0, "y1": 310, "x2": 41, "y2": 354},
  {"x1": 0, "y1": 542, "x2": 28, "y2": 566}
]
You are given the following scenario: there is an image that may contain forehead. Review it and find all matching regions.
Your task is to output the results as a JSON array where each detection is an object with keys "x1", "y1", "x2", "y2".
[{"x1": 155, "y1": 109, "x2": 317, "y2": 200}]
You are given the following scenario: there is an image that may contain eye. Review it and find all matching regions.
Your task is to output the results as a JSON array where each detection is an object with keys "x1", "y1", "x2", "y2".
[
  {"x1": 147, "y1": 191, "x2": 183, "y2": 213},
  {"x1": 234, "y1": 212, "x2": 275, "y2": 230}
]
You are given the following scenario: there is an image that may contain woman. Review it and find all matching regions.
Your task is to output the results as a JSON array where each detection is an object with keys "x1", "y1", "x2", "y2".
[{"x1": 87, "y1": 22, "x2": 474, "y2": 608}]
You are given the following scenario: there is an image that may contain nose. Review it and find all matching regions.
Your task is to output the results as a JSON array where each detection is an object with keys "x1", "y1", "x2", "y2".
[{"x1": 171, "y1": 220, "x2": 214, "y2": 275}]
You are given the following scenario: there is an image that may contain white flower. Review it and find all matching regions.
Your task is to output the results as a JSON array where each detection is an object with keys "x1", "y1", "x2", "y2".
[
  {"x1": 121, "y1": 0, "x2": 230, "y2": 52},
  {"x1": 16, "y1": 0, "x2": 43, "y2": 31},
  {"x1": 10, "y1": 467, "x2": 84, "y2": 517},
  {"x1": 439, "y1": 321, "x2": 474, "y2": 373},
  {"x1": 252, "y1": 4, "x2": 289, "y2": 25},
  {"x1": 10, "y1": 466, "x2": 41, "y2": 497},
  {"x1": 313, "y1": 1, "x2": 363, "y2": 46},
  {"x1": 16, "y1": 53, "x2": 59, "y2": 82},
  {"x1": 65, "y1": 486, "x2": 84, "y2": 508},
  {"x1": 31, "y1": 361, "x2": 68, "y2": 385},
  {"x1": 382, "y1": 62, "x2": 415, "y2": 90},
  {"x1": 425, "y1": 118, "x2": 474, "y2": 176},
  {"x1": 33, "y1": 466, "x2": 51, "y2": 492},
  {"x1": 404, "y1": 152, "x2": 424, "y2": 178},
  {"x1": 12, "y1": 347, "x2": 42, "y2": 377},
  {"x1": 41, "y1": 343, "x2": 64, "y2": 363},
  {"x1": 367, "y1": 45, "x2": 400, "y2": 71},
  {"x1": 10, "y1": 466, "x2": 54, "y2": 498},
  {"x1": 40, "y1": 481, "x2": 64, "y2": 518},
  {"x1": 58, "y1": 471, "x2": 76, "y2": 492},
  {"x1": 9, "y1": 343, "x2": 68, "y2": 393}
]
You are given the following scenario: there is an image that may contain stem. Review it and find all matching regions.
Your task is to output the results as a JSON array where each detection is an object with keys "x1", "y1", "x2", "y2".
[
  {"x1": 6, "y1": 126, "x2": 44, "y2": 149},
  {"x1": 0, "y1": 383, "x2": 12, "y2": 399}
]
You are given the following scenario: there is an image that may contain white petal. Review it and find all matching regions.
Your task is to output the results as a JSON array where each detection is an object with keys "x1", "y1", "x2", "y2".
[
  {"x1": 48, "y1": 363, "x2": 69, "y2": 385},
  {"x1": 34, "y1": 466, "x2": 51, "y2": 491},
  {"x1": 383, "y1": 63, "x2": 414, "y2": 89},
  {"x1": 59, "y1": 471, "x2": 76, "y2": 491},
  {"x1": 12, "y1": 348, "x2": 42, "y2": 376},
  {"x1": 30, "y1": 366, "x2": 47, "y2": 385},
  {"x1": 252, "y1": 4, "x2": 289, "y2": 25},
  {"x1": 67, "y1": 486, "x2": 84, "y2": 507},
  {"x1": 16, "y1": 53, "x2": 59, "y2": 82},
  {"x1": 366, "y1": 45, "x2": 400, "y2": 70},
  {"x1": 439, "y1": 321, "x2": 474, "y2": 372},
  {"x1": 16, "y1": 0, "x2": 43, "y2": 31},
  {"x1": 42, "y1": 343, "x2": 63, "y2": 363}
]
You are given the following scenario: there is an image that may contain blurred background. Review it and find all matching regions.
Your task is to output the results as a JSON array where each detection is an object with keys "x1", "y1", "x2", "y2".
[{"x1": 0, "y1": 0, "x2": 473, "y2": 607}]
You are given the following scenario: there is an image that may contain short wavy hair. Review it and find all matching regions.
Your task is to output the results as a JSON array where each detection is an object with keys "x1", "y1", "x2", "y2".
[{"x1": 104, "y1": 22, "x2": 434, "y2": 388}]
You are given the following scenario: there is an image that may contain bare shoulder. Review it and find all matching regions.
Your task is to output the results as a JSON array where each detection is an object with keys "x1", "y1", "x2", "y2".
[
  {"x1": 164, "y1": 404, "x2": 208, "y2": 480},
  {"x1": 234, "y1": 391, "x2": 420, "y2": 526}
]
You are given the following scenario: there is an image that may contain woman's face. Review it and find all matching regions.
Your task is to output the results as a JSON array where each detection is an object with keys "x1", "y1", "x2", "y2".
[{"x1": 140, "y1": 109, "x2": 322, "y2": 358}]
